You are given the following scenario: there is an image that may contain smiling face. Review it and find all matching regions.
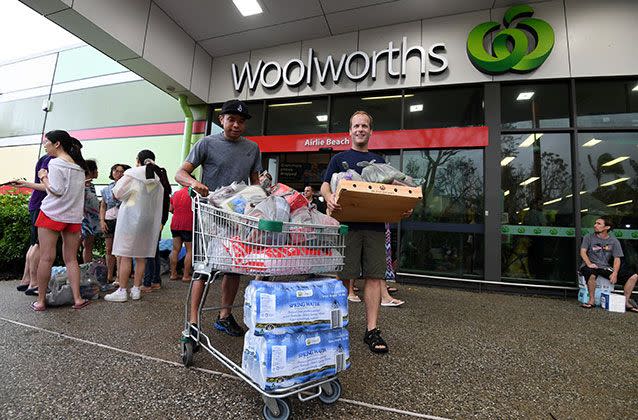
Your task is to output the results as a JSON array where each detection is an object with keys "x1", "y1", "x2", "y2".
[
  {"x1": 219, "y1": 113, "x2": 247, "y2": 141},
  {"x1": 349, "y1": 113, "x2": 372, "y2": 151}
]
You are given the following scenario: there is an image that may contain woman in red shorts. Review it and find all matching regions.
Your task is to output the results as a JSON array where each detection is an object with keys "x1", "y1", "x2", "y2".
[{"x1": 31, "y1": 130, "x2": 89, "y2": 311}]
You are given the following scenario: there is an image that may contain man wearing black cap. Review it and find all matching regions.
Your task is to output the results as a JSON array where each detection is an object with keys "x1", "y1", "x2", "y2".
[{"x1": 176, "y1": 99, "x2": 262, "y2": 337}]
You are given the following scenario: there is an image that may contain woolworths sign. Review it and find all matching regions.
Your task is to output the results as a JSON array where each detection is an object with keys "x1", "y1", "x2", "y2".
[
  {"x1": 231, "y1": 37, "x2": 448, "y2": 92},
  {"x1": 466, "y1": 4, "x2": 554, "y2": 74}
]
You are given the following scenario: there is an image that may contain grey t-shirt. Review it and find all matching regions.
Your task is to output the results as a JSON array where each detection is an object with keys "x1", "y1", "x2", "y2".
[
  {"x1": 186, "y1": 132, "x2": 262, "y2": 191},
  {"x1": 580, "y1": 233, "x2": 623, "y2": 268}
]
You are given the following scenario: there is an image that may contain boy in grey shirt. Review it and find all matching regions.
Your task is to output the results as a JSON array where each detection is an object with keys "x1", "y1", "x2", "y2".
[{"x1": 579, "y1": 216, "x2": 638, "y2": 312}]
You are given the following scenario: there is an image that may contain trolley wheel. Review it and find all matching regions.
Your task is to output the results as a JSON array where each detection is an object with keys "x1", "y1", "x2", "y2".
[
  {"x1": 181, "y1": 340, "x2": 194, "y2": 367},
  {"x1": 262, "y1": 398, "x2": 291, "y2": 420},
  {"x1": 318, "y1": 379, "x2": 342, "y2": 405}
]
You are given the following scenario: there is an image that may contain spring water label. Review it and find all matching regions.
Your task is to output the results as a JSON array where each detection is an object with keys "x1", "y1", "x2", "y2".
[
  {"x1": 335, "y1": 346, "x2": 345, "y2": 373},
  {"x1": 330, "y1": 309, "x2": 342, "y2": 329},
  {"x1": 296, "y1": 289, "x2": 313, "y2": 298},
  {"x1": 271, "y1": 345, "x2": 287, "y2": 373},
  {"x1": 305, "y1": 336, "x2": 321, "y2": 346},
  {"x1": 259, "y1": 293, "x2": 276, "y2": 320}
]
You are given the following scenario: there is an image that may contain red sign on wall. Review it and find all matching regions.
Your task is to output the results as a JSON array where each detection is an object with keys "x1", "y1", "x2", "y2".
[{"x1": 247, "y1": 126, "x2": 488, "y2": 152}]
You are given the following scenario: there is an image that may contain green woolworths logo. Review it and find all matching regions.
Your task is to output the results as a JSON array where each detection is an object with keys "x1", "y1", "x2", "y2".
[{"x1": 467, "y1": 5, "x2": 554, "y2": 74}]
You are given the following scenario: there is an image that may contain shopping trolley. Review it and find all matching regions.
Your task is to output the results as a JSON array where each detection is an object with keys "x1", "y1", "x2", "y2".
[{"x1": 180, "y1": 193, "x2": 348, "y2": 420}]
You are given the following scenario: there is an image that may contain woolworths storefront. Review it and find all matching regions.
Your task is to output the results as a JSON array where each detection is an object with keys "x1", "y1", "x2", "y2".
[{"x1": 23, "y1": 0, "x2": 638, "y2": 289}]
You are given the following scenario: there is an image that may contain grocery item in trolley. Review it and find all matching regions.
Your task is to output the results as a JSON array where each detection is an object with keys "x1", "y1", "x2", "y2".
[
  {"x1": 242, "y1": 328, "x2": 350, "y2": 391},
  {"x1": 270, "y1": 182, "x2": 309, "y2": 212},
  {"x1": 329, "y1": 162, "x2": 362, "y2": 192},
  {"x1": 244, "y1": 278, "x2": 348, "y2": 336},
  {"x1": 244, "y1": 195, "x2": 290, "y2": 244}
]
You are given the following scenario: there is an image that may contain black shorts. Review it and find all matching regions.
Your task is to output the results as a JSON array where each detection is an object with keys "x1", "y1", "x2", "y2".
[
  {"x1": 104, "y1": 219, "x2": 117, "y2": 238},
  {"x1": 171, "y1": 229, "x2": 193, "y2": 242},
  {"x1": 29, "y1": 209, "x2": 40, "y2": 245},
  {"x1": 579, "y1": 266, "x2": 637, "y2": 285}
]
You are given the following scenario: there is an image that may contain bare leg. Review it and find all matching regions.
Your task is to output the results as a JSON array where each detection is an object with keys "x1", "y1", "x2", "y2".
[
  {"x1": 105, "y1": 236, "x2": 115, "y2": 281},
  {"x1": 117, "y1": 257, "x2": 132, "y2": 289},
  {"x1": 61, "y1": 230, "x2": 84, "y2": 306},
  {"x1": 82, "y1": 235, "x2": 94, "y2": 263},
  {"x1": 28, "y1": 244, "x2": 40, "y2": 288},
  {"x1": 624, "y1": 274, "x2": 638, "y2": 306},
  {"x1": 35, "y1": 228, "x2": 59, "y2": 308},
  {"x1": 170, "y1": 237, "x2": 183, "y2": 280},
  {"x1": 363, "y1": 278, "x2": 383, "y2": 331},
  {"x1": 183, "y1": 241, "x2": 192, "y2": 280},
  {"x1": 587, "y1": 274, "x2": 596, "y2": 306},
  {"x1": 381, "y1": 279, "x2": 404, "y2": 305},
  {"x1": 189, "y1": 281, "x2": 204, "y2": 325},
  {"x1": 132, "y1": 258, "x2": 146, "y2": 288},
  {"x1": 19, "y1": 245, "x2": 34, "y2": 286},
  {"x1": 220, "y1": 274, "x2": 240, "y2": 318}
]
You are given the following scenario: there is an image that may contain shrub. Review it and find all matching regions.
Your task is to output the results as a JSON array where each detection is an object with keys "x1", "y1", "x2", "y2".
[{"x1": 0, "y1": 192, "x2": 30, "y2": 269}]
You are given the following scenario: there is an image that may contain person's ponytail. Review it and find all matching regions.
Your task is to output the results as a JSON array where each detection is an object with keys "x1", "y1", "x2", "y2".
[
  {"x1": 44, "y1": 130, "x2": 86, "y2": 170},
  {"x1": 68, "y1": 137, "x2": 87, "y2": 170}
]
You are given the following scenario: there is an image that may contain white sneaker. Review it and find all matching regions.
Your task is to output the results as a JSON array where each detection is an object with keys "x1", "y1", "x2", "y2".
[
  {"x1": 105, "y1": 288, "x2": 128, "y2": 302},
  {"x1": 130, "y1": 286, "x2": 141, "y2": 301}
]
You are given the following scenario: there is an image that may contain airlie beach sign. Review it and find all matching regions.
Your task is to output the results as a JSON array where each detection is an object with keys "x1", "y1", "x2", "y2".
[
  {"x1": 467, "y1": 4, "x2": 554, "y2": 74},
  {"x1": 231, "y1": 37, "x2": 448, "y2": 92}
]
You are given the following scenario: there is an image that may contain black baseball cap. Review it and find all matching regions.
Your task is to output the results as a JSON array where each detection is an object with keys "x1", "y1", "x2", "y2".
[{"x1": 220, "y1": 99, "x2": 251, "y2": 119}]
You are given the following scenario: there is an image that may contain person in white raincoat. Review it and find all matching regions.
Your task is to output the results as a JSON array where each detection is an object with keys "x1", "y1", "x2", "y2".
[{"x1": 105, "y1": 149, "x2": 171, "y2": 302}]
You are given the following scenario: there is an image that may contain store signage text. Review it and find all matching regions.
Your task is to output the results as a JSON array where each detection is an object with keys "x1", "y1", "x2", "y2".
[
  {"x1": 303, "y1": 137, "x2": 350, "y2": 147},
  {"x1": 231, "y1": 37, "x2": 447, "y2": 92},
  {"x1": 467, "y1": 4, "x2": 554, "y2": 74}
]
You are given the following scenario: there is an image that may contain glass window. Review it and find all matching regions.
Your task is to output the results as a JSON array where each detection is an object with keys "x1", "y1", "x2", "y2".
[
  {"x1": 54, "y1": 46, "x2": 127, "y2": 84},
  {"x1": 213, "y1": 101, "x2": 264, "y2": 136},
  {"x1": 500, "y1": 133, "x2": 575, "y2": 282},
  {"x1": 330, "y1": 92, "x2": 401, "y2": 133},
  {"x1": 265, "y1": 97, "x2": 328, "y2": 135},
  {"x1": 404, "y1": 86, "x2": 484, "y2": 129},
  {"x1": 0, "y1": 54, "x2": 57, "y2": 95},
  {"x1": 577, "y1": 132, "x2": 638, "y2": 270},
  {"x1": 576, "y1": 79, "x2": 638, "y2": 128},
  {"x1": 501, "y1": 82, "x2": 570, "y2": 129},
  {"x1": 399, "y1": 149, "x2": 484, "y2": 278}
]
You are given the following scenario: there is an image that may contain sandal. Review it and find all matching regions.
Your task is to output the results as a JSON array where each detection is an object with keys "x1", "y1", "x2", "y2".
[
  {"x1": 364, "y1": 328, "x2": 389, "y2": 354},
  {"x1": 72, "y1": 300, "x2": 91, "y2": 310},
  {"x1": 580, "y1": 303, "x2": 594, "y2": 309},
  {"x1": 348, "y1": 295, "x2": 361, "y2": 303},
  {"x1": 31, "y1": 301, "x2": 46, "y2": 312}
]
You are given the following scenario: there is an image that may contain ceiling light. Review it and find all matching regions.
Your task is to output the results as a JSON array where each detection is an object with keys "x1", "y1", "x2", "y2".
[
  {"x1": 519, "y1": 176, "x2": 540, "y2": 186},
  {"x1": 232, "y1": 0, "x2": 263, "y2": 16},
  {"x1": 601, "y1": 156, "x2": 629, "y2": 167},
  {"x1": 503, "y1": 190, "x2": 510, "y2": 196},
  {"x1": 214, "y1": 108, "x2": 221, "y2": 112},
  {"x1": 522, "y1": 207, "x2": 530, "y2": 211},
  {"x1": 607, "y1": 199, "x2": 633, "y2": 207},
  {"x1": 565, "y1": 194, "x2": 573, "y2": 198},
  {"x1": 409, "y1": 104, "x2": 423, "y2": 112},
  {"x1": 516, "y1": 91, "x2": 535, "y2": 100},
  {"x1": 580, "y1": 190, "x2": 587, "y2": 194},
  {"x1": 500, "y1": 156, "x2": 515, "y2": 166},
  {"x1": 600, "y1": 177, "x2": 629, "y2": 187},
  {"x1": 581, "y1": 208, "x2": 588, "y2": 213},
  {"x1": 582, "y1": 138, "x2": 601, "y2": 147},
  {"x1": 316, "y1": 114, "x2": 328, "y2": 122},
  {"x1": 361, "y1": 94, "x2": 413, "y2": 100},
  {"x1": 519, "y1": 133, "x2": 542, "y2": 148},
  {"x1": 268, "y1": 101, "x2": 312, "y2": 108},
  {"x1": 543, "y1": 197, "x2": 562, "y2": 205},
  {"x1": 633, "y1": 83, "x2": 638, "y2": 92}
]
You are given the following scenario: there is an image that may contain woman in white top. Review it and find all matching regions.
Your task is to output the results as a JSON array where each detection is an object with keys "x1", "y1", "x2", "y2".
[
  {"x1": 105, "y1": 149, "x2": 171, "y2": 302},
  {"x1": 31, "y1": 130, "x2": 89, "y2": 311}
]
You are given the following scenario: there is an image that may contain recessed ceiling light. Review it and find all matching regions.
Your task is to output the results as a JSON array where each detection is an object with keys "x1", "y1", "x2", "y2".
[
  {"x1": 607, "y1": 199, "x2": 633, "y2": 207},
  {"x1": 516, "y1": 91, "x2": 535, "y2": 100},
  {"x1": 361, "y1": 94, "x2": 413, "y2": 100},
  {"x1": 316, "y1": 114, "x2": 328, "y2": 122},
  {"x1": 582, "y1": 138, "x2": 602, "y2": 147},
  {"x1": 601, "y1": 156, "x2": 629, "y2": 167},
  {"x1": 543, "y1": 197, "x2": 562, "y2": 205},
  {"x1": 519, "y1": 176, "x2": 540, "y2": 186},
  {"x1": 500, "y1": 156, "x2": 515, "y2": 166},
  {"x1": 233, "y1": 0, "x2": 263, "y2": 17},
  {"x1": 409, "y1": 104, "x2": 423, "y2": 112},
  {"x1": 600, "y1": 177, "x2": 629, "y2": 187},
  {"x1": 632, "y1": 83, "x2": 638, "y2": 92},
  {"x1": 519, "y1": 133, "x2": 542, "y2": 148},
  {"x1": 268, "y1": 101, "x2": 312, "y2": 108},
  {"x1": 503, "y1": 190, "x2": 510, "y2": 196}
]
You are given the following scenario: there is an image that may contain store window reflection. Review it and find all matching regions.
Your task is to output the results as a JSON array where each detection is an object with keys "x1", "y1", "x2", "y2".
[
  {"x1": 266, "y1": 97, "x2": 328, "y2": 135},
  {"x1": 213, "y1": 101, "x2": 264, "y2": 136},
  {"x1": 501, "y1": 133, "x2": 575, "y2": 282},
  {"x1": 578, "y1": 132, "x2": 638, "y2": 269},
  {"x1": 330, "y1": 92, "x2": 401, "y2": 132},
  {"x1": 501, "y1": 82, "x2": 570, "y2": 129},
  {"x1": 404, "y1": 86, "x2": 484, "y2": 129},
  {"x1": 399, "y1": 149, "x2": 484, "y2": 278},
  {"x1": 576, "y1": 80, "x2": 638, "y2": 128}
]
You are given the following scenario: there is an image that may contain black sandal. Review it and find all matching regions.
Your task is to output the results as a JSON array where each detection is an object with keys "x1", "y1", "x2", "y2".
[{"x1": 364, "y1": 328, "x2": 389, "y2": 354}]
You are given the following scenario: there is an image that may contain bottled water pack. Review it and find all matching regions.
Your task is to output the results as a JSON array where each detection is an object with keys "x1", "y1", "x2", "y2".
[
  {"x1": 242, "y1": 328, "x2": 350, "y2": 391},
  {"x1": 244, "y1": 278, "x2": 348, "y2": 336}
]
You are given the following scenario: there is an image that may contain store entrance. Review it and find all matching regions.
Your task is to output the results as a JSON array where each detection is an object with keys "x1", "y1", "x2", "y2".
[{"x1": 262, "y1": 151, "x2": 334, "y2": 192}]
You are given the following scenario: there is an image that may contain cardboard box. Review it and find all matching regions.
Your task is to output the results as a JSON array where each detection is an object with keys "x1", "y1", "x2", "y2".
[
  {"x1": 577, "y1": 275, "x2": 613, "y2": 306},
  {"x1": 600, "y1": 292, "x2": 626, "y2": 313},
  {"x1": 329, "y1": 180, "x2": 422, "y2": 223}
]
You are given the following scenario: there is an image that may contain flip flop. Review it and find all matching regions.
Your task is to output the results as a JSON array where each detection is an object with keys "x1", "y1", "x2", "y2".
[
  {"x1": 31, "y1": 301, "x2": 45, "y2": 312},
  {"x1": 352, "y1": 286, "x2": 359, "y2": 292},
  {"x1": 580, "y1": 303, "x2": 594, "y2": 309},
  {"x1": 25, "y1": 287, "x2": 39, "y2": 296},
  {"x1": 626, "y1": 306, "x2": 638, "y2": 313},
  {"x1": 386, "y1": 286, "x2": 398, "y2": 294},
  {"x1": 347, "y1": 295, "x2": 361, "y2": 303},
  {"x1": 17, "y1": 284, "x2": 29, "y2": 292},
  {"x1": 72, "y1": 300, "x2": 91, "y2": 310},
  {"x1": 381, "y1": 298, "x2": 404, "y2": 307}
]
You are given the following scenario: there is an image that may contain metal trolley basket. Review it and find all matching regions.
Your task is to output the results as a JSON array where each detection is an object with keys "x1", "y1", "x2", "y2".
[{"x1": 180, "y1": 194, "x2": 348, "y2": 420}]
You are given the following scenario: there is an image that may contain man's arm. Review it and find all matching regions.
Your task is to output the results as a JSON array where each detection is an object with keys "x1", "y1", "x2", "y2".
[
  {"x1": 580, "y1": 248, "x2": 596, "y2": 268},
  {"x1": 610, "y1": 257, "x2": 621, "y2": 284},
  {"x1": 175, "y1": 162, "x2": 209, "y2": 196},
  {"x1": 320, "y1": 181, "x2": 340, "y2": 212}
]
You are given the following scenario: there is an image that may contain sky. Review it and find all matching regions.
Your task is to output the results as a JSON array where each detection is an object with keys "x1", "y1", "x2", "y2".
[{"x1": 0, "y1": 0, "x2": 83, "y2": 65}]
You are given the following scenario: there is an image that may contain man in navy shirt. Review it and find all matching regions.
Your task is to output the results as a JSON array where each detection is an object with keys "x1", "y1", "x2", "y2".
[{"x1": 321, "y1": 110, "x2": 391, "y2": 353}]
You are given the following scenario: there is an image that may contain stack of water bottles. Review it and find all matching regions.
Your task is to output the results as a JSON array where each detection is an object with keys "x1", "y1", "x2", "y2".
[{"x1": 242, "y1": 278, "x2": 350, "y2": 391}]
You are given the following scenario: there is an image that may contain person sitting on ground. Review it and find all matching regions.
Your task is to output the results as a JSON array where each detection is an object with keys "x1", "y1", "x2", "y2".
[
  {"x1": 579, "y1": 216, "x2": 638, "y2": 312},
  {"x1": 104, "y1": 150, "x2": 170, "y2": 302},
  {"x1": 168, "y1": 186, "x2": 193, "y2": 282}
]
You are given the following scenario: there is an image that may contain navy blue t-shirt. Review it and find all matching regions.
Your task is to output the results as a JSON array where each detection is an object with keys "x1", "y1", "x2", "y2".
[{"x1": 323, "y1": 149, "x2": 385, "y2": 231}]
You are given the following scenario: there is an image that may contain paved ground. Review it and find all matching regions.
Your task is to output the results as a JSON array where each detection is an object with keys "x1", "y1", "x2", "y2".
[{"x1": 1, "y1": 276, "x2": 637, "y2": 419}]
